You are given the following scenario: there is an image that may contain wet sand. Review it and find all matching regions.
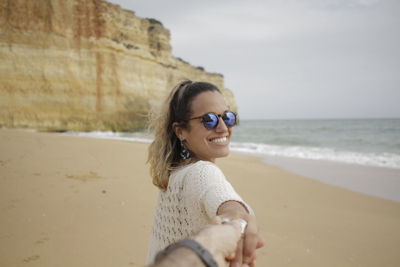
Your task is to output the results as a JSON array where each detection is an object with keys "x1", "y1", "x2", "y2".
[{"x1": 264, "y1": 156, "x2": 400, "y2": 202}]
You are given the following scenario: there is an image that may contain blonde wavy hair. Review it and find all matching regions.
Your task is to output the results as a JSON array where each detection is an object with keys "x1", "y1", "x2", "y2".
[{"x1": 147, "y1": 80, "x2": 221, "y2": 190}]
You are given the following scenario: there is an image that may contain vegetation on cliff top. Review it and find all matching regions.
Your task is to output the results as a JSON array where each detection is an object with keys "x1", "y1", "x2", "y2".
[{"x1": 146, "y1": 18, "x2": 163, "y2": 26}]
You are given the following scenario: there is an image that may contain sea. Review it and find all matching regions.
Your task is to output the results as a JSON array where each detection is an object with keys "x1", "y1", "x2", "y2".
[
  {"x1": 232, "y1": 118, "x2": 400, "y2": 169},
  {"x1": 65, "y1": 118, "x2": 400, "y2": 170}
]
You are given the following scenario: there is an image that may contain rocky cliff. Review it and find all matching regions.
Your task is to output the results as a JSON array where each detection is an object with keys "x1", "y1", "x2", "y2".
[{"x1": 0, "y1": 0, "x2": 236, "y2": 131}]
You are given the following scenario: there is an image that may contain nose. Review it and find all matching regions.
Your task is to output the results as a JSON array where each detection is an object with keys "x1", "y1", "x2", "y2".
[{"x1": 215, "y1": 117, "x2": 228, "y2": 132}]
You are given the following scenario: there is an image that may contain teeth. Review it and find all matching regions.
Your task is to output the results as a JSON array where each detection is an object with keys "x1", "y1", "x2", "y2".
[{"x1": 210, "y1": 137, "x2": 227, "y2": 143}]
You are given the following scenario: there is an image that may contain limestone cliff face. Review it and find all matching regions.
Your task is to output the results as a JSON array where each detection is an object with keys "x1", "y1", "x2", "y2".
[{"x1": 0, "y1": 0, "x2": 236, "y2": 131}]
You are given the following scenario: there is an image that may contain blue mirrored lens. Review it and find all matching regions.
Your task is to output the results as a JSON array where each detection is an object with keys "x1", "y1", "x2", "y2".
[
  {"x1": 202, "y1": 113, "x2": 219, "y2": 129},
  {"x1": 223, "y1": 112, "x2": 236, "y2": 127}
]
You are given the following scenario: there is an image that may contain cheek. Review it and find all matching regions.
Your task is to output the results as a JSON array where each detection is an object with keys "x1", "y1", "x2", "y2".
[
  {"x1": 186, "y1": 130, "x2": 209, "y2": 148},
  {"x1": 181, "y1": 128, "x2": 194, "y2": 141}
]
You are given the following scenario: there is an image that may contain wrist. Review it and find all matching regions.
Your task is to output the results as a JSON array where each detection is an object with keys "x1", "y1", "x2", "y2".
[
  {"x1": 217, "y1": 200, "x2": 250, "y2": 219},
  {"x1": 221, "y1": 218, "x2": 248, "y2": 234},
  {"x1": 153, "y1": 247, "x2": 201, "y2": 267},
  {"x1": 154, "y1": 239, "x2": 218, "y2": 267}
]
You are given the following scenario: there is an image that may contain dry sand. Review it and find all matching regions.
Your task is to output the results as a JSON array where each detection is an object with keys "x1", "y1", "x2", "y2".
[{"x1": 1, "y1": 129, "x2": 399, "y2": 267}]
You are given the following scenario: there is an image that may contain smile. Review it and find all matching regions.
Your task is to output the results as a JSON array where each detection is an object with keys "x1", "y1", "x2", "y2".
[{"x1": 209, "y1": 136, "x2": 228, "y2": 143}]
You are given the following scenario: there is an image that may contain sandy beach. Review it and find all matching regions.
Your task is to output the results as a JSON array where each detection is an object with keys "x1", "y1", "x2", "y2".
[{"x1": 1, "y1": 129, "x2": 400, "y2": 267}]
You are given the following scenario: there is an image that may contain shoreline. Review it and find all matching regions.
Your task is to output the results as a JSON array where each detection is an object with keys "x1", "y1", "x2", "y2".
[
  {"x1": 262, "y1": 155, "x2": 400, "y2": 203},
  {"x1": 1, "y1": 129, "x2": 400, "y2": 266}
]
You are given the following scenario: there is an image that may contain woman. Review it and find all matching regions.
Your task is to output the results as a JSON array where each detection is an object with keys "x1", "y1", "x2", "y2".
[{"x1": 147, "y1": 80, "x2": 263, "y2": 266}]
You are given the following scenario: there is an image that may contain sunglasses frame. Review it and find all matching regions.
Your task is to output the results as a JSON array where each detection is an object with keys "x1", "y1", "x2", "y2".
[{"x1": 188, "y1": 111, "x2": 238, "y2": 130}]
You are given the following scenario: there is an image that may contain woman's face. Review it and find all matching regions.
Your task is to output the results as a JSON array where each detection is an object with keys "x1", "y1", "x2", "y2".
[{"x1": 178, "y1": 91, "x2": 232, "y2": 163}]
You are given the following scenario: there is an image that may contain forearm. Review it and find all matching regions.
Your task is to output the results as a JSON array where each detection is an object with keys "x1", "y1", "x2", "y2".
[
  {"x1": 217, "y1": 200, "x2": 249, "y2": 218},
  {"x1": 150, "y1": 247, "x2": 205, "y2": 267}
]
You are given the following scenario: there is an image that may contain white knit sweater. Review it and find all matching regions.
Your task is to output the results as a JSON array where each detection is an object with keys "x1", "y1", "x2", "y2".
[{"x1": 146, "y1": 160, "x2": 253, "y2": 264}]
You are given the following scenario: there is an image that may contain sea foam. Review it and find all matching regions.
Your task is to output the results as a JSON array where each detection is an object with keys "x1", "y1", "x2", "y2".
[
  {"x1": 230, "y1": 142, "x2": 400, "y2": 169},
  {"x1": 62, "y1": 131, "x2": 152, "y2": 143},
  {"x1": 62, "y1": 130, "x2": 400, "y2": 169}
]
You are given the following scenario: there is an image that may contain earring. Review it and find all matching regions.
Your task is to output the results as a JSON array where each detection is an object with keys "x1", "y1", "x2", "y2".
[{"x1": 180, "y1": 140, "x2": 191, "y2": 160}]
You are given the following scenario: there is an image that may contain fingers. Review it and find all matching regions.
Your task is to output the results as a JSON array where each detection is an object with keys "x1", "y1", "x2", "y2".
[
  {"x1": 230, "y1": 238, "x2": 243, "y2": 267},
  {"x1": 223, "y1": 224, "x2": 242, "y2": 247},
  {"x1": 256, "y1": 236, "x2": 265, "y2": 249},
  {"x1": 213, "y1": 224, "x2": 241, "y2": 267},
  {"x1": 242, "y1": 216, "x2": 258, "y2": 265},
  {"x1": 194, "y1": 223, "x2": 242, "y2": 267}
]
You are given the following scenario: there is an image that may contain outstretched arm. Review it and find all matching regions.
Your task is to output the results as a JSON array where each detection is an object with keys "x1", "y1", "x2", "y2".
[{"x1": 151, "y1": 222, "x2": 243, "y2": 267}]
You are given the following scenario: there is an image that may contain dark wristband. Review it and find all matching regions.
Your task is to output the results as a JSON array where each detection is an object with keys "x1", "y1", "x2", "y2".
[{"x1": 154, "y1": 239, "x2": 218, "y2": 267}]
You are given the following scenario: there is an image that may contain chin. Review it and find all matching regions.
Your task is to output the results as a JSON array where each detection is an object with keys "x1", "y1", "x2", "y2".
[{"x1": 214, "y1": 148, "x2": 230, "y2": 158}]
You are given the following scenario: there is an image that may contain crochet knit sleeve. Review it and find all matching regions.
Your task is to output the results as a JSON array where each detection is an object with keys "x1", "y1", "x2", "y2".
[{"x1": 184, "y1": 161, "x2": 254, "y2": 219}]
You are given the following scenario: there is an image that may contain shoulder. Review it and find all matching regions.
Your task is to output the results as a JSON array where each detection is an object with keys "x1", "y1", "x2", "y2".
[
  {"x1": 181, "y1": 160, "x2": 227, "y2": 190},
  {"x1": 169, "y1": 160, "x2": 221, "y2": 183},
  {"x1": 191, "y1": 160, "x2": 219, "y2": 169},
  {"x1": 186, "y1": 160, "x2": 224, "y2": 177}
]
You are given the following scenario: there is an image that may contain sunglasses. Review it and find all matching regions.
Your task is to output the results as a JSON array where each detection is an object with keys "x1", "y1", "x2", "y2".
[{"x1": 188, "y1": 111, "x2": 238, "y2": 130}]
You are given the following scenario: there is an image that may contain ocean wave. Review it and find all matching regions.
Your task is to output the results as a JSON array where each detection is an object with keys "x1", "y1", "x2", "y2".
[
  {"x1": 61, "y1": 131, "x2": 400, "y2": 169},
  {"x1": 62, "y1": 131, "x2": 153, "y2": 143},
  {"x1": 230, "y1": 142, "x2": 400, "y2": 169}
]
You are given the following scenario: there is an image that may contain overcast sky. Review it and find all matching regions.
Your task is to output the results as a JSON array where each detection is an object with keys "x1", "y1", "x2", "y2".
[{"x1": 108, "y1": 0, "x2": 400, "y2": 119}]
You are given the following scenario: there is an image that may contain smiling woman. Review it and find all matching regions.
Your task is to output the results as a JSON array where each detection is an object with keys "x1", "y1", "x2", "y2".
[
  {"x1": 173, "y1": 91, "x2": 236, "y2": 162},
  {"x1": 146, "y1": 80, "x2": 263, "y2": 266}
]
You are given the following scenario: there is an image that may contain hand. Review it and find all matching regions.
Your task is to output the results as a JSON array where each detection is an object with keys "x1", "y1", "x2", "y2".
[
  {"x1": 193, "y1": 220, "x2": 244, "y2": 267},
  {"x1": 230, "y1": 213, "x2": 264, "y2": 267},
  {"x1": 217, "y1": 201, "x2": 265, "y2": 267}
]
